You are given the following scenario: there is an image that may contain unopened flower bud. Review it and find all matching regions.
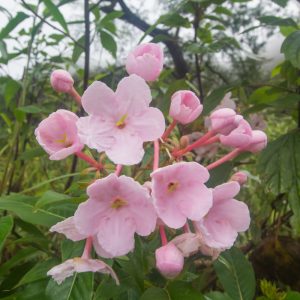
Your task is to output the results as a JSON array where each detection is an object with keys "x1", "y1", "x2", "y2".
[
  {"x1": 50, "y1": 69, "x2": 74, "y2": 93},
  {"x1": 230, "y1": 171, "x2": 248, "y2": 185},
  {"x1": 126, "y1": 43, "x2": 164, "y2": 81},
  {"x1": 210, "y1": 108, "x2": 242, "y2": 135},
  {"x1": 155, "y1": 244, "x2": 184, "y2": 279},
  {"x1": 169, "y1": 90, "x2": 202, "y2": 125},
  {"x1": 245, "y1": 130, "x2": 267, "y2": 153}
]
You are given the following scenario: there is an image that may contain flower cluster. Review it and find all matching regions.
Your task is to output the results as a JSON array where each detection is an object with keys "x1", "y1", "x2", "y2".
[{"x1": 35, "y1": 42, "x2": 267, "y2": 284}]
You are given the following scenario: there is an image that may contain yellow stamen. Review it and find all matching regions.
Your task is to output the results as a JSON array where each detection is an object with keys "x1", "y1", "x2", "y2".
[
  {"x1": 111, "y1": 197, "x2": 128, "y2": 209},
  {"x1": 55, "y1": 133, "x2": 72, "y2": 147},
  {"x1": 116, "y1": 114, "x2": 128, "y2": 129},
  {"x1": 167, "y1": 181, "x2": 179, "y2": 192}
]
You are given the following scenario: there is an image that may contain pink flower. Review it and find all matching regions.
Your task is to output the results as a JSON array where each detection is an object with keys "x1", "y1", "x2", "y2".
[
  {"x1": 126, "y1": 43, "x2": 164, "y2": 81},
  {"x1": 47, "y1": 257, "x2": 119, "y2": 285},
  {"x1": 209, "y1": 108, "x2": 242, "y2": 135},
  {"x1": 220, "y1": 119, "x2": 253, "y2": 148},
  {"x1": 169, "y1": 90, "x2": 203, "y2": 124},
  {"x1": 195, "y1": 181, "x2": 250, "y2": 249},
  {"x1": 73, "y1": 174, "x2": 157, "y2": 257},
  {"x1": 50, "y1": 70, "x2": 74, "y2": 93},
  {"x1": 151, "y1": 162, "x2": 213, "y2": 229},
  {"x1": 35, "y1": 109, "x2": 84, "y2": 160},
  {"x1": 77, "y1": 74, "x2": 165, "y2": 165},
  {"x1": 244, "y1": 130, "x2": 267, "y2": 153},
  {"x1": 230, "y1": 171, "x2": 248, "y2": 185},
  {"x1": 155, "y1": 244, "x2": 184, "y2": 279}
]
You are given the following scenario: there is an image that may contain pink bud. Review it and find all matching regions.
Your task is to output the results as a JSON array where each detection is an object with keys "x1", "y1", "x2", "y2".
[
  {"x1": 220, "y1": 120, "x2": 252, "y2": 148},
  {"x1": 126, "y1": 43, "x2": 164, "y2": 81},
  {"x1": 50, "y1": 69, "x2": 74, "y2": 93},
  {"x1": 245, "y1": 130, "x2": 267, "y2": 153},
  {"x1": 210, "y1": 108, "x2": 242, "y2": 135},
  {"x1": 169, "y1": 90, "x2": 203, "y2": 124},
  {"x1": 230, "y1": 171, "x2": 248, "y2": 185},
  {"x1": 155, "y1": 244, "x2": 184, "y2": 279}
]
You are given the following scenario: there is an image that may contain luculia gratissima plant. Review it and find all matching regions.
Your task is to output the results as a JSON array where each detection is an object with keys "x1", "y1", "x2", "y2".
[{"x1": 34, "y1": 42, "x2": 267, "y2": 285}]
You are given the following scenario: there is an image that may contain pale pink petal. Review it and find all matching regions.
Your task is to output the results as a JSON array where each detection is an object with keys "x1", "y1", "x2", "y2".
[
  {"x1": 129, "y1": 107, "x2": 165, "y2": 141},
  {"x1": 50, "y1": 217, "x2": 86, "y2": 241},
  {"x1": 93, "y1": 236, "x2": 114, "y2": 259},
  {"x1": 213, "y1": 181, "x2": 240, "y2": 203},
  {"x1": 97, "y1": 211, "x2": 136, "y2": 257},
  {"x1": 115, "y1": 74, "x2": 151, "y2": 115},
  {"x1": 74, "y1": 199, "x2": 111, "y2": 236},
  {"x1": 81, "y1": 81, "x2": 117, "y2": 117},
  {"x1": 49, "y1": 143, "x2": 83, "y2": 160},
  {"x1": 105, "y1": 130, "x2": 144, "y2": 165},
  {"x1": 171, "y1": 233, "x2": 201, "y2": 257}
]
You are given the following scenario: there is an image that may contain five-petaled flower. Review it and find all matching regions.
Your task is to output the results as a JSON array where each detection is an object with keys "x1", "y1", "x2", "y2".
[{"x1": 77, "y1": 74, "x2": 165, "y2": 165}]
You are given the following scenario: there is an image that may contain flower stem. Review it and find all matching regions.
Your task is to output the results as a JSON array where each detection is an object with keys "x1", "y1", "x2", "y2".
[
  {"x1": 75, "y1": 151, "x2": 102, "y2": 170},
  {"x1": 159, "y1": 225, "x2": 168, "y2": 246},
  {"x1": 153, "y1": 140, "x2": 160, "y2": 171},
  {"x1": 81, "y1": 236, "x2": 93, "y2": 259},
  {"x1": 161, "y1": 120, "x2": 177, "y2": 141},
  {"x1": 202, "y1": 135, "x2": 219, "y2": 146},
  {"x1": 115, "y1": 164, "x2": 123, "y2": 176},
  {"x1": 68, "y1": 87, "x2": 82, "y2": 106},
  {"x1": 173, "y1": 130, "x2": 216, "y2": 157},
  {"x1": 206, "y1": 148, "x2": 241, "y2": 170}
]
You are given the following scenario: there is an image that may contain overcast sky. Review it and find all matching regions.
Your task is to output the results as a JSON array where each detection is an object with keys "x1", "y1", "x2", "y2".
[{"x1": 0, "y1": 0, "x2": 299, "y2": 79}]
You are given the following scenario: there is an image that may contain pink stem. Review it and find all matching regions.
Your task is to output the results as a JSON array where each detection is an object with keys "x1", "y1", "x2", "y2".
[
  {"x1": 159, "y1": 225, "x2": 168, "y2": 246},
  {"x1": 183, "y1": 222, "x2": 191, "y2": 233},
  {"x1": 153, "y1": 140, "x2": 160, "y2": 171},
  {"x1": 173, "y1": 130, "x2": 216, "y2": 157},
  {"x1": 81, "y1": 236, "x2": 93, "y2": 259},
  {"x1": 161, "y1": 119, "x2": 177, "y2": 141},
  {"x1": 76, "y1": 151, "x2": 102, "y2": 170},
  {"x1": 202, "y1": 135, "x2": 220, "y2": 146},
  {"x1": 115, "y1": 164, "x2": 123, "y2": 176},
  {"x1": 68, "y1": 87, "x2": 82, "y2": 106},
  {"x1": 206, "y1": 148, "x2": 241, "y2": 170}
]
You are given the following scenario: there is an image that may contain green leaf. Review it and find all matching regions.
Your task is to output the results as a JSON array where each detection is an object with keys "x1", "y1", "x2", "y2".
[
  {"x1": 4, "y1": 79, "x2": 21, "y2": 106},
  {"x1": 206, "y1": 162, "x2": 234, "y2": 188},
  {"x1": 72, "y1": 35, "x2": 85, "y2": 63},
  {"x1": 35, "y1": 190, "x2": 70, "y2": 209},
  {"x1": 258, "y1": 16, "x2": 298, "y2": 28},
  {"x1": 281, "y1": 31, "x2": 300, "y2": 69},
  {"x1": 0, "y1": 215, "x2": 13, "y2": 253},
  {"x1": 205, "y1": 291, "x2": 233, "y2": 300},
  {"x1": 286, "y1": 291, "x2": 300, "y2": 300},
  {"x1": 100, "y1": 10, "x2": 123, "y2": 23},
  {"x1": 167, "y1": 281, "x2": 204, "y2": 300},
  {"x1": 214, "y1": 7, "x2": 232, "y2": 16},
  {"x1": 42, "y1": 0, "x2": 68, "y2": 32},
  {"x1": 203, "y1": 86, "x2": 229, "y2": 115},
  {"x1": 258, "y1": 130, "x2": 300, "y2": 232},
  {"x1": 17, "y1": 105, "x2": 45, "y2": 114},
  {"x1": 271, "y1": 0, "x2": 288, "y2": 7},
  {"x1": 140, "y1": 287, "x2": 169, "y2": 300},
  {"x1": 100, "y1": 30, "x2": 117, "y2": 58},
  {"x1": 0, "y1": 194, "x2": 64, "y2": 227},
  {"x1": 0, "y1": 12, "x2": 29, "y2": 40},
  {"x1": 159, "y1": 13, "x2": 191, "y2": 28},
  {"x1": 213, "y1": 247, "x2": 256, "y2": 300}
]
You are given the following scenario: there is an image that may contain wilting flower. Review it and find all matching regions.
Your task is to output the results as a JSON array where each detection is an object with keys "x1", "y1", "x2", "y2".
[
  {"x1": 220, "y1": 119, "x2": 253, "y2": 148},
  {"x1": 77, "y1": 74, "x2": 165, "y2": 165},
  {"x1": 50, "y1": 69, "x2": 74, "y2": 93},
  {"x1": 47, "y1": 257, "x2": 119, "y2": 285},
  {"x1": 73, "y1": 174, "x2": 157, "y2": 257},
  {"x1": 195, "y1": 181, "x2": 250, "y2": 249},
  {"x1": 126, "y1": 43, "x2": 164, "y2": 81},
  {"x1": 155, "y1": 243, "x2": 184, "y2": 279},
  {"x1": 151, "y1": 162, "x2": 212, "y2": 229},
  {"x1": 169, "y1": 90, "x2": 202, "y2": 124},
  {"x1": 209, "y1": 108, "x2": 242, "y2": 135},
  {"x1": 244, "y1": 130, "x2": 267, "y2": 153},
  {"x1": 35, "y1": 109, "x2": 83, "y2": 160}
]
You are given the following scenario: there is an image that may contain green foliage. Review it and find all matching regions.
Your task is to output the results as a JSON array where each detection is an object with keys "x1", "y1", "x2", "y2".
[
  {"x1": 0, "y1": 216, "x2": 13, "y2": 253},
  {"x1": 0, "y1": 12, "x2": 28, "y2": 40},
  {"x1": 214, "y1": 247, "x2": 256, "y2": 300},
  {"x1": 281, "y1": 31, "x2": 300, "y2": 69}
]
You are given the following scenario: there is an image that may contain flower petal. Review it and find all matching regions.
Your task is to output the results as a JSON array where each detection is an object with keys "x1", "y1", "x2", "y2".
[{"x1": 213, "y1": 181, "x2": 240, "y2": 203}]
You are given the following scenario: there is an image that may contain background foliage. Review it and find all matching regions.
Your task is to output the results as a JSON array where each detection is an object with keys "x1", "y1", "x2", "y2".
[{"x1": 1, "y1": 0, "x2": 300, "y2": 299}]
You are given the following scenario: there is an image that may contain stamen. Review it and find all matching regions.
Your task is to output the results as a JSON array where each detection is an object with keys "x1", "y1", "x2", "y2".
[
  {"x1": 167, "y1": 181, "x2": 179, "y2": 192},
  {"x1": 111, "y1": 197, "x2": 128, "y2": 209},
  {"x1": 116, "y1": 114, "x2": 128, "y2": 129},
  {"x1": 55, "y1": 133, "x2": 72, "y2": 147}
]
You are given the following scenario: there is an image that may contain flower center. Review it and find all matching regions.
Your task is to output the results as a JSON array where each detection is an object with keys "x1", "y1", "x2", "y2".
[
  {"x1": 167, "y1": 181, "x2": 179, "y2": 192},
  {"x1": 116, "y1": 114, "x2": 128, "y2": 129},
  {"x1": 111, "y1": 197, "x2": 128, "y2": 209},
  {"x1": 55, "y1": 133, "x2": 72, "y2": 147}
]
